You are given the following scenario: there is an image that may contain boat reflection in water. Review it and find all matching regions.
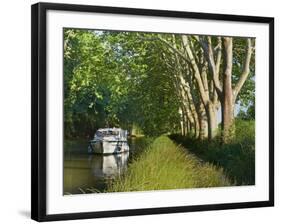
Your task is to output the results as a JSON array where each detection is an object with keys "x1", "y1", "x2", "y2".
[
  {"x1": 90, "y1": 152, "x2": 129, "y2": 179},
  {"x1": 64, "y1": 152, "x2": 129, "y2": 194}
]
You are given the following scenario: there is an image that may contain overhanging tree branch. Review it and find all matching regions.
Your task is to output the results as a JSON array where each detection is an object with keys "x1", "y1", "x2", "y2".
[
  {"x1": 139, "y1": 35, "x2": 192, "y2": 66},
  {"x1": 181, "y1": 35, "x2": 210, "y2": 105},
  {"x1": 195, "y1": 36, "x2": 223, "y2": 100},
  {"x1": 233, "y1": 38, "x2": 253, "y2": 101}
]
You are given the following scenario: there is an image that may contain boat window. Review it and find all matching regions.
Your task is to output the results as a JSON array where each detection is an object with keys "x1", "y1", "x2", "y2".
[
  {"x1": 96, "y1": 131, "x2": 103, "y2": 137},
  {"x1": 96, "y1": 130, "x2": 120, "y2": 136},
  {"x1": 107, "y1": 130, "x2": 119, "y2": 136}
]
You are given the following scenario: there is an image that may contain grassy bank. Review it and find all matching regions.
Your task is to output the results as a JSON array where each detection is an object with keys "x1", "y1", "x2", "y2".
[
  {"x1": 170, "y1": 120, "x2": 255, "y2": 185},
  {"x1": 107, "y1": 136, "x2": 230, "y2": 192}
]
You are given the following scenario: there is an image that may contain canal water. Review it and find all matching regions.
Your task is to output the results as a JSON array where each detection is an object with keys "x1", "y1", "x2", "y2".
[{"x1": 63, "y1": 137, "x2": 150, "y2": 195}]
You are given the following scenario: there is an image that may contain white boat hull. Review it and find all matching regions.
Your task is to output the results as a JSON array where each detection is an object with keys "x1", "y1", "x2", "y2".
[{"x1": 89, "y1": 140, "x2": 129, "y2": 154}]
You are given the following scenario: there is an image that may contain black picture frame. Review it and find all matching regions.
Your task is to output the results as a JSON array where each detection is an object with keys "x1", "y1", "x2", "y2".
[{"x1": 31, "y1": 2, "x2": 274, "y2": 222}]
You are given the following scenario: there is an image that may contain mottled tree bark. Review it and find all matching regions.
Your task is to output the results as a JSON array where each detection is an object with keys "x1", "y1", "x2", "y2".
[
  {"x1": 206, "y1": 103, "x2": 218, "y2": 140},
  {"x1": 222, "y1": 37, "x2": 235, "y2": 143},
  {"x1": 199, "y1": 102, "x2": 208, "y2": 140}
]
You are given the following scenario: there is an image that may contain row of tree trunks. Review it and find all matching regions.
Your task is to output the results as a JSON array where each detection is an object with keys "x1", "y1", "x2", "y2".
[
  {"x1": 197, "y1": 36, "x2": 253, "y2": 143},
  {"x1": 182, "y1": 35, "x2": 219, "y2": 140},
  {"x1": 160, "y1": 35, "x2": 253, "y2": 143}
]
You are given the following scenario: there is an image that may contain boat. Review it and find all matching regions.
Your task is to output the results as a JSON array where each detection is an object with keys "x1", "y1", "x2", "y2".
[{"x1": 88, "y1": 128, "x2": 130, "y2": 154}]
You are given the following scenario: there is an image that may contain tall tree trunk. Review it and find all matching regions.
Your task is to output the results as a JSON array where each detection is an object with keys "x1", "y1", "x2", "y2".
[
  {"x1": 222, "y1": 37, "x2": 235, "y2": 143},
  {"x1": 179, "y1": 107, "x2": 185, "y2": 136},
  {"x1": 206, "y1": 104, "x2": 217, "y2": 140},
  {"x1": 191, "y1": 112, "x2": 199, "y2": 139},
  {"x1": 172, "y1": 36, "x2": 201, "y2": 139},
  {"x1": 186, "y1": 119, "x2": 191, "y2": 135},
  {"x1": 199, "y1": 102, "x2": 208, "y2": 140},
  {"x1": 188, "y1": 100, "x2": 200, "y2": 139},
  {"x1": 179, "y1": 73, "x2": 200, "y2": 139}
]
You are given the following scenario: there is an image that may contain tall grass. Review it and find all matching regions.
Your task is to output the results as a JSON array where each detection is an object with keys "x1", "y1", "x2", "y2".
[
  {"x1": 170, "y1": 119, "x2": 255, "y2": 185},
  {"x1": 107, "y1": 136, "x2": 230, "y2": 192}
]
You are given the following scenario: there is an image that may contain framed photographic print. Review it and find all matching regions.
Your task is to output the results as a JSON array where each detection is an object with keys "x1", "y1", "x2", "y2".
[{"x1": 31, "y1": 2, "x2": 274, "y2": 222}]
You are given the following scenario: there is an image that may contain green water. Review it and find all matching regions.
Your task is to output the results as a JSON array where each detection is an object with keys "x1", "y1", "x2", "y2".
[{"x1": 63, "y1": 137, "x2": 150, "y2": 194}]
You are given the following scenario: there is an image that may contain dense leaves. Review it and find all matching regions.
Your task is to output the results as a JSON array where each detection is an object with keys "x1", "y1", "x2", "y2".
[
  {"x1": 63, "y1": 29, "x2": 255, "y2": 140},
  {"x1": 64, "y1": 29, "x2": 181, "y2": 138}
]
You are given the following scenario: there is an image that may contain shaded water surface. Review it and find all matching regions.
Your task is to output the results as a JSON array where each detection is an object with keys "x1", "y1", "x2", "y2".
[{"x1": 63, "y1": 137, "x2": 149, "y2": 194}]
